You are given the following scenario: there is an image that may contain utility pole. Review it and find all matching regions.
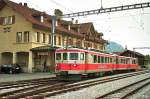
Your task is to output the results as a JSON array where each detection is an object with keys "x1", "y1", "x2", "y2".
[
  {"x1": 100, "y1": 0, "x2": 103, "y2": 9},
  {"x1": 51, "y1": 16, "x2": 56, "y2": 47}
]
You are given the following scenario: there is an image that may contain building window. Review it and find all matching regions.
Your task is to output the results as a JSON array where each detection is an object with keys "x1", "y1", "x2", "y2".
[
  {"x1": 94, "y1": 44, "x2": 97, "y2": 49},
  {"x1": 16, "y1": 32, "x2": 22, "y2": 42},
  {"x1": 48, "y1": 34, "x2": 51, "y2": 44},
  {"x1": 0, "y1": 16, "x2": 15, "y2": 25},
  {"x1": 84, "y1": 42, "x2": 88, "y2": 48},
  {"x1": 3, "y1": 17, "x2": 8, "y2": 25},
  {"x1": 24, "y1": 31, "x2": 29, "y2": 42},
  {"x1": 58, "y1": 36, "x2": 61, "y2": 45},
  {"x1": 8, "y1": 16, "x2": 13, "y2": 24},
  {"x1": 43, "y1": 33, "x2": 45, "y2": 43},
  {"x1": 68, "y1": 38, "x2": 73, "y2": 46},
  {"x1": 76, "y1": 40, "x2": 82, "y2": 47},
  {"x1": 54, "y1": 35, "x2": 56, "y2": 45},
  {"x1": 36, "y1": 32, "x2": 40, "y2": 42}
]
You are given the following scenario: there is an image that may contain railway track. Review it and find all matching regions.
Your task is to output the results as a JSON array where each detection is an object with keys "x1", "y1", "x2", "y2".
[
  {"x1": 0, "y1": 78, "x2": 56, "y2": 90},
  {"x1": 33, "y1": 70, "x2": 150, "y2": 99},
  {"x1": 1, "y1": 70, "x2": 148, "y2": 99},
  {"x1": 0, "y1": 71, "x2": 149, "y2": 99},
  {"x1": 0, "y1": 77, "x2": 56, "y2": 87},
  {"x1": 0, "y1": 77, "x2": 58, "y2": 98},
  {"x1": 96, "y1": 77, "x2": 150, "y2": 99}
]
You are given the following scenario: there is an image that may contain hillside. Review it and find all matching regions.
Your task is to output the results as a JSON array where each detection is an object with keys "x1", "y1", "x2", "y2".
[{"x1": 105, "y1": 41, "x2": 125, "y2": 53}]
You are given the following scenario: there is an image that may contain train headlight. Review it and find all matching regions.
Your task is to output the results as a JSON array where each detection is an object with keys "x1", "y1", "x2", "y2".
[{"x1": 73, "y1": 64, "x2": 77, "y2": 67}]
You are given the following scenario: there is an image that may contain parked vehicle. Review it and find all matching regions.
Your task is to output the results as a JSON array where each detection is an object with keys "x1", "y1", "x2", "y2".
[{"x1": 0, "y1": 64, "x2": 22, "y2": 74}]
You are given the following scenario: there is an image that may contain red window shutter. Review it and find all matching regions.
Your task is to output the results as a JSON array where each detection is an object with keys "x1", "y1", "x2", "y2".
[
  {"x1": 12, "y1": 16, "x2": 15, "y2": 24},
  {"x1": 0, "y1": 17, "x2": 4, "y2": 25}
]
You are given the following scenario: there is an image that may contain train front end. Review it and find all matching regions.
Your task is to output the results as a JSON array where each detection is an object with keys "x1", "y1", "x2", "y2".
[{"x1": 55, "y1": 48, "x2": 86, "y2": 80}]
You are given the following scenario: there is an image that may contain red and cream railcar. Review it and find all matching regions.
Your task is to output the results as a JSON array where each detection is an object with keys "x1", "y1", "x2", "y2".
[{"x1": 55, "y1": 48, "x2": 139, "y2": 80}]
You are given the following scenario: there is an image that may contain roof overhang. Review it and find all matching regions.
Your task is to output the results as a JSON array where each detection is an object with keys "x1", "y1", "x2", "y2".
[{"x1": 30, "y1": 46, "x2": 59, "y2": 52}]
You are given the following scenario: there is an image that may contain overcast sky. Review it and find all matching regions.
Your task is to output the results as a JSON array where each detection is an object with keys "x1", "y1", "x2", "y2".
[{"x1": 11, "y1": 0, "x2": 150, "y2": 55}]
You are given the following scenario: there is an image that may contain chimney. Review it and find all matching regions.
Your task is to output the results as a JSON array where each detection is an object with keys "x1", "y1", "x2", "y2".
[
  {"x1": 19, "y1": 3, "x2": 22, "y2": 6},
  {"x1": 68, "y1": 25, "x2": 71, "y2": 30},
  {"x1": 24, "y1": 3, "x2": 27, "y2": 7},
  {"x1": 75, "y1": 20, "x2": 78, "y2": 24},
  {"x1": 40, "y1": 16, "x2": 44, "y2": 23},
  {"x1": 71, "y1": 18, "x2": 74, "y2": 23}
]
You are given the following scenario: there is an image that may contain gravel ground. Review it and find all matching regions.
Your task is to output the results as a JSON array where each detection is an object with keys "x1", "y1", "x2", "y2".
[
  {"x1": 129, "y1": 84, "x2": 150, "y2": 99},
  {"x1": 47, "y1": 72, "x2": 150, "y2": 99}
]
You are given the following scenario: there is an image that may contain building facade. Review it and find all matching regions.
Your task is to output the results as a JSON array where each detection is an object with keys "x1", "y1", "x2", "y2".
[
  {"x1": 0, "y1": 0, "x2": 106, "y2": 73},
  {"x1": 115, "y1": 50, "x2": 145, "y2": 67}
]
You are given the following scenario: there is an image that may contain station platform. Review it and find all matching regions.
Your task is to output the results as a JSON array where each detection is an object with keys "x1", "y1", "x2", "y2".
[{"x1": 0, "y1": 72, "x2": 55, "y2": 83}]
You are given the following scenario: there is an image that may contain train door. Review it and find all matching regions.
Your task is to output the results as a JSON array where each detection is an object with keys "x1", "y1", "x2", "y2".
[{"x1": 84, "y1": 52, "x2": 89, "y2": 73}]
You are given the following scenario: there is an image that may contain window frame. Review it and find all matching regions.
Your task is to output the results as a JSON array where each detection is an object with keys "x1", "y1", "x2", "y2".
[
  {"x1": 56, "y1": 53, "x2": 61, "y2": 60},
  {"x1": 63, "y1": 53, "x2": 68, "y2": 60},
  {"x1": 36, "y1": 32, "x2": 40, "y2": 42},
  {"x1": 93, "y1": 55, "x2": 97, "y2": 63},
  {"x1": 24, "y1": 31, "x2": 29, "y2": 42},
  {"x1": 16, "y1": 32, "x2": 22, "y2": 43},
  {"x1": 69, "y1": 52, "x2": 79, "y2": 60},
  {"x1": 80, "y1": 53, "x2": 85, "y2": 60}
]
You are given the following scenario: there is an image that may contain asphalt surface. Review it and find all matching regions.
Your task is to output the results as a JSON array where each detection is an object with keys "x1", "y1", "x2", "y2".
[{"x1": 0, "y1": 72, "x2": 55, "y2": 83}]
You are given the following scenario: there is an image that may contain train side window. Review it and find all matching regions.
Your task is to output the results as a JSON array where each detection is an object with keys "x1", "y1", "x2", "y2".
[
  {"x1": 98, "y1": 56, "x2": 101, "y2": 63},
  {"x1": 70, "y1": 53, "x2": 78, "y2": 60},
  {"x1": 133, "y1": 59, "x2": 136, "y2": 64},
  {"x1": 110, "y1": 57, "x2": 112, "y2": 63},
  {"x1": 125, "y1": 59, "x2": 126, "y2": 64},
  {"x1": 105, "y1": 57, "x2": 107, "y2": 63},
  {"x1": 56, "y1": 53, "x2": 61, "y2": 60},
  {"x1": 118, "y1": 58, "x2": 121, "y2": 64},
  {"x1": 127, "y1": 59, "x2": 129, "y2": 64},
  {"x1": 108, "y1": 57, "x2": 110, "y2": 63},
  {"x1": 135, "y1": 59, "x2": 138, "y2": 64},
  {"x1": 101, "y1": 56, "x2": 104, "y2": 63},
  {"x1": 94, "y1": 55, "x2": 97, "y2": 63},
  {"x1": 80, "y1": 53, "x2": 85, "y2": 60},
  {"x1": 132, "y1": 60, "x2": 134, "y2": 64},
  {"x1": 106, "y1": 57, "x2": 108, "y2": 63},
  {"x1": 63, "y1": 53, "x2": 67, "y2": 60}
]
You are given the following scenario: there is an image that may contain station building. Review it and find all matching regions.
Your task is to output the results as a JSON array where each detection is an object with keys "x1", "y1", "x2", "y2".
[
  {"x1": 0, "y1": 0, "x2": 106, "y2": 73},
  {"x1": 114, "y1": 50, "x2": 145, "y2": 67}
]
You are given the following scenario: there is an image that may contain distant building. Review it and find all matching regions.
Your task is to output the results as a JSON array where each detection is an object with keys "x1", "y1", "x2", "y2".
[
  {"x1": 114, "y1": 50, "x2": 144, "y2": 67},
  {"x1": 144, "y1": 55, "x2": 150, "y2": 69},
  {"x1": 0, "y1": 0, "x2": 106, "y2": 72}
]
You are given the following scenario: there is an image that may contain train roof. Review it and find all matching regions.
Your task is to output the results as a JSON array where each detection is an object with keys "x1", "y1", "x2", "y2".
[
  {"x1": 56, "y1": 48, "x2": 137, "y2": 59},
  {"x1": 56, "y1": 47, "x2": 106, "y2": 54}
]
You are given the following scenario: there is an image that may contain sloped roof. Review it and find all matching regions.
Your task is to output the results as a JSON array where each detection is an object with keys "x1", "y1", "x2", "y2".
[
  {"x1": 79, "y1": 22, "x2": 93, "y2": 33},
  {"x1": 71, "y1": 22, "x2": 92, "y2": 34},
  {"x1": 0, "y1": 0, "x2": 83, "y2": 38},
  {"x1": 115, "y1": 50, "x2": 144, "y2": 57}
]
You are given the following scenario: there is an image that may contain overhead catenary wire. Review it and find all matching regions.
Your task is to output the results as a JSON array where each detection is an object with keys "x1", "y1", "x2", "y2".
[
  {"x1": 47, "y1": 0, "x2": 74, "y2": 13},
  {"x1": 118, "y1": 0, "x2": 145, "y2": 31},
  {"x1": 25, "y1": 0, "x2": 45, "y2": 12}
]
